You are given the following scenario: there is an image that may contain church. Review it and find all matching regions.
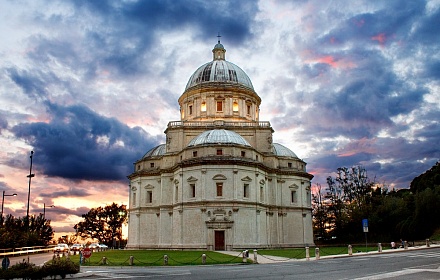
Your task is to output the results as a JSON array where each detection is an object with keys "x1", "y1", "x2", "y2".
[{"x1": 126, "y1": 40, "x2": 314, "y2": 250}]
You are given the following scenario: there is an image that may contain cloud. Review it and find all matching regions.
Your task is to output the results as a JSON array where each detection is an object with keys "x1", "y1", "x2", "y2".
[{"x1": 11, "y1": 102, "x2": 159, "y2": 182}]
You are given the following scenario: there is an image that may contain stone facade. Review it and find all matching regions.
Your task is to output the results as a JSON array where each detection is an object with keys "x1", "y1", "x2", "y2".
[{"x1": 127, "y1": 41, "x2": 314, "y2": 250}]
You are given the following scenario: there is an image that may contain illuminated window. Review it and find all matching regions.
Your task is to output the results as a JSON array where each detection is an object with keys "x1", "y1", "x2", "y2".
[
  {"x1": 233, "y1": 101, "x2": 239, "y2": 112},
  {"x1": 217, "y1": 149, "x2": 223, "y2": 155},
  {"x1": 216, "y1": 183, "x2": 223, "y2": 197},
  {"x1": 217, "y1": 101, "x2": 223, "y2": 111},
  {"x1": 201, "y1": 102, "x2": 206, "y2": 112}
]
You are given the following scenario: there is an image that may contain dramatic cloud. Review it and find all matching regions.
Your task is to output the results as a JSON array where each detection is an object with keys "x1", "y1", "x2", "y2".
[
  {"x1": 0, "y1": 0, "x2": 438, "y2": 235},
  {"x1": 11, "y1": 102, "x2": 158, "y2": 181}
]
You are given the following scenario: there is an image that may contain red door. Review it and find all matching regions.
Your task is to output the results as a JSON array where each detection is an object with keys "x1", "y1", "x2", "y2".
[{"x1": 214, "y1": 231, "x2": 225, "y2": 250}]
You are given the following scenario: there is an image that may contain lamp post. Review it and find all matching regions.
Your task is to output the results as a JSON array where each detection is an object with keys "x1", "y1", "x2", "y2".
[
  {"x1": 1, "y1": 191, "x2": 17, "y2": 217},
  {"x1": 26, "y1": 151, "x2": 35, "y2": 226},
  {"x1": 43, "y1": 203, "x2": 55, "y2": 219}
]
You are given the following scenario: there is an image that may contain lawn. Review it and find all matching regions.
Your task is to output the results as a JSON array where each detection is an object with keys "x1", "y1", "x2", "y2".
[
  {"x1": 256, "y1": 245, "x2": 386, "y2": 259},
  {"x1": 70, "y1": 250, "x2": 245, "y2": 266},
  {"x1": 68, "y1": 245, "x2": 388, "y2": 266}
]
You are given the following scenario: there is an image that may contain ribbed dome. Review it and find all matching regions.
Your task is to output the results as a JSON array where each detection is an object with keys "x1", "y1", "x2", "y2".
[
  {"x1": 185, "y1": 60, "x2": 254, "y2": 91},
  {"x1": 142, "y1": 144, "x2": 166, "y2": 159},
  {"x1": 187, "y1": 129, "x2": 251, "y2": 147},
  {"x1": 272, "y1": 143, "x2": 298, "y2": 158}
]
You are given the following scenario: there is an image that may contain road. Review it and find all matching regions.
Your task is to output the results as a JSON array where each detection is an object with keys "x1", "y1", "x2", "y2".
[
  {"x1": 5, "y1": 247, "x2": 440, "y2": 279},
  {"x1": 75, "y1": 247, "x2": 440, "y2": 279}
]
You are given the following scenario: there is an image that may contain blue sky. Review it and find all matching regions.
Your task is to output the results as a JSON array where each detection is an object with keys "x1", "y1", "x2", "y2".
[{"x1": 0, "y1": 0, "x2": 439, "y2": 235}]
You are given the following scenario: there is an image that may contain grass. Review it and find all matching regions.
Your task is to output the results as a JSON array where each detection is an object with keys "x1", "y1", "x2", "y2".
[
  {"x1": 257, "y1": 245, "x2": 386, "y2": 259},
  {"x1": 430, "y1": 228, "x2": 440, "y2": 241},
  {"x1": 68, "y1": 244, "x2": 393, "y2": 266},
  {"x1": 70, "y1": 250, "x2": 245, "y2": 266}
]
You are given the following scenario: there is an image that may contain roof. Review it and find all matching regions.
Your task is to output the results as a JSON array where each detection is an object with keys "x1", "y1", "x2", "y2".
[
  {"x1": 187, "y1": 129, "x2": 251, "y2": 147},
  {"x1": 185, "y1": 60, "x2": 254, "y2": 91},
  {"x1": 142, "y1": 144, "x2": 166, "y2": 159},
  {"x1": 272, "y1": 143, "x2": 298, "y2": 158}
]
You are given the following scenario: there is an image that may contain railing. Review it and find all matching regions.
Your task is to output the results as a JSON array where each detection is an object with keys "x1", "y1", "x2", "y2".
[
  {"x1": 0, "y1": 245, "x2": 55, "y2": 258},
  {"x1": 167, "y1": 120, "x2": 272, "y2": 128}
]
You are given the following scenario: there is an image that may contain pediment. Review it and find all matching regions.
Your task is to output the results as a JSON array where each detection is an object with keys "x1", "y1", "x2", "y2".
[
  {"x1": 212, "y1": 174, "x2": 227, "y2": 180},
  {"x1": 187, "y1": 176, "x2": 198, "y2": 182},
  {"x1": 241, "y1": 176, "x2": 252, "y2": 182},
  {"x1": 289, "y1": 184, "x2": 299, "y2": 190},
  {"x1": 144, "y1": 184, "x2": 154, "y2": 189}
]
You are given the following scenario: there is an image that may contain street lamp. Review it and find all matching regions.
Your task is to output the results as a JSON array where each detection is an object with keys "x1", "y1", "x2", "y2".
[
  {"x1": 43, "y1": 203, "x2": 55, "y2": 219},
  {"x1": 1, "y1": 191, "x2": 17, "y2": 217},
  {"x1": 26, "y1": 151, "x2": 35, "y2": 226}
]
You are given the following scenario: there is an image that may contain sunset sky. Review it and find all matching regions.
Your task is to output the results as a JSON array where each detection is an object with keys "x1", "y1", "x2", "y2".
[{"x1": 0, "y1": 0, "x2": 439, "y2": 237}]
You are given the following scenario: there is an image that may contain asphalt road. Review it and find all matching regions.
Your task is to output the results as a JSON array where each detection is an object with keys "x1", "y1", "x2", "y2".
[
  {"x1": 74, "y1": 247, "x2": 440, "y2": 279},
  {"x1": 5, "y1": 247, "x2": 440, "y2": 279}
]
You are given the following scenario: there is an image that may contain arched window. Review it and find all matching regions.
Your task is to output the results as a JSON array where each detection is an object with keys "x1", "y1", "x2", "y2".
[{"x1": 233, "y1": 101, "x2": 239, "y2": 112}]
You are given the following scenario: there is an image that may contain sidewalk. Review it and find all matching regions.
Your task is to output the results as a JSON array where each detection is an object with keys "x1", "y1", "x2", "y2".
[{"x1": 219, "y1": 244, "x2": 440, "y2": 264}]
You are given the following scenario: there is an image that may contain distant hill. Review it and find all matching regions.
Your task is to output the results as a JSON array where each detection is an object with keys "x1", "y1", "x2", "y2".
[{"x1": 410, "y1": 161, "x2": 440, "y2": 193}]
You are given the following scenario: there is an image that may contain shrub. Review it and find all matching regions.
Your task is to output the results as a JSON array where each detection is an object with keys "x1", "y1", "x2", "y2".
[
  {"x1": 42, "y1": 257, "x2": 80, "y2": 279},
  {"x1": 0, "y1": 257, "x2": 79, "y2": 280}
]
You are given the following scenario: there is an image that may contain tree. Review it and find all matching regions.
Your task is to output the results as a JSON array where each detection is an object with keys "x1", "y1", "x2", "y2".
[
  {"x1": 74, "y1": 203, "x2": 127, "y2": 246},
  {"x1": 324, "y1": 166, "x2": 375, "y2": 241},
  {"x1": 27, "y1": 214, "x2": 54, "y2": 246},
  {"x1": 57, "y1": 234, "x2": 78, "y2": 245},
  {"x1": 312, "y1": 184, "x2": 331, "y2": 239},
  {"x1": 0, "y1": 214, "x2": 53, "y2": 248}
]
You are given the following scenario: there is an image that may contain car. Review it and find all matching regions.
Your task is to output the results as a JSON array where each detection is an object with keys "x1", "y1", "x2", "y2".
[
  {"x1": 89, "y1": 243, "x2": 100, "y2": 250},
  {"x1": 53, "y1": 243, "x2": 69, "y2": 253},
  {"x1": 99, "y1": 244, "x2": 108, "y2": 249},
  {"x1": 70, "y1": 243, "x2": 83, "y2": 252}
]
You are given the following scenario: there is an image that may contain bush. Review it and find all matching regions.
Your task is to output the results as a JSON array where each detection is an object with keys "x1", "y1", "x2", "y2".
[
  {"x1": 0, "y1": 260, "x2": 42, "y2": 279},
  {"x1": 42, "y1": 257, "x2": 80, "y2": 279},
  {"x1": 0, "y1": 257, "x2": 79, "y2": 279}
]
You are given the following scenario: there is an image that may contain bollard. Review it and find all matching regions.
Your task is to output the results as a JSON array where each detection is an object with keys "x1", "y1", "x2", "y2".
[
  {"x1": 404, "y1": 241, "x2": 408, "y2": 250},
  {"x1": 426, "y1": 239, "x2": 430, "y2": 248},
  {"x1": 202, "y1": 254, "x2": 206, "y2": 265},
  {"x1": 305, "y1": 247, "x2": 310, "y2": 261},
  {"x1": 101, "y1": 257, "x2": 107, "y2": 265},
  {"x1": 242, "y1": 250, "x2": 248, "y2": 263},
  {"x1": 253, "y1": 249, "x2": 258, "y2": 264},
  {"x1": 129, "y1": 256, "x2": 134, "y2": 266},
  {"x1": 348, "y1": 245, "x2": 352, "y2": 256},
  {"x1": 315, "y1": 247, "x2": 320, "y2": 260},
  {"x1": 164, "y1": 255, "x2": 168, "y2": 266},
  {"x1": 378, "y1": 243, "x2": 382, "y2": 253}
]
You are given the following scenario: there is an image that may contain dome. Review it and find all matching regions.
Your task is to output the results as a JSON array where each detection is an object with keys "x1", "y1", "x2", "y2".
[
  {"x1": 185, "y1": 60, "x2": 254, "y2": 91},
  {"x1": 272, "y1": 143, "x2": 298, "y2": 158},
  {"x1": 142, "y1": 144, "x2": 166, "y2": 159},
  {"x1": 187, "y1": 129, "x2": 251, "y2": 147}
]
